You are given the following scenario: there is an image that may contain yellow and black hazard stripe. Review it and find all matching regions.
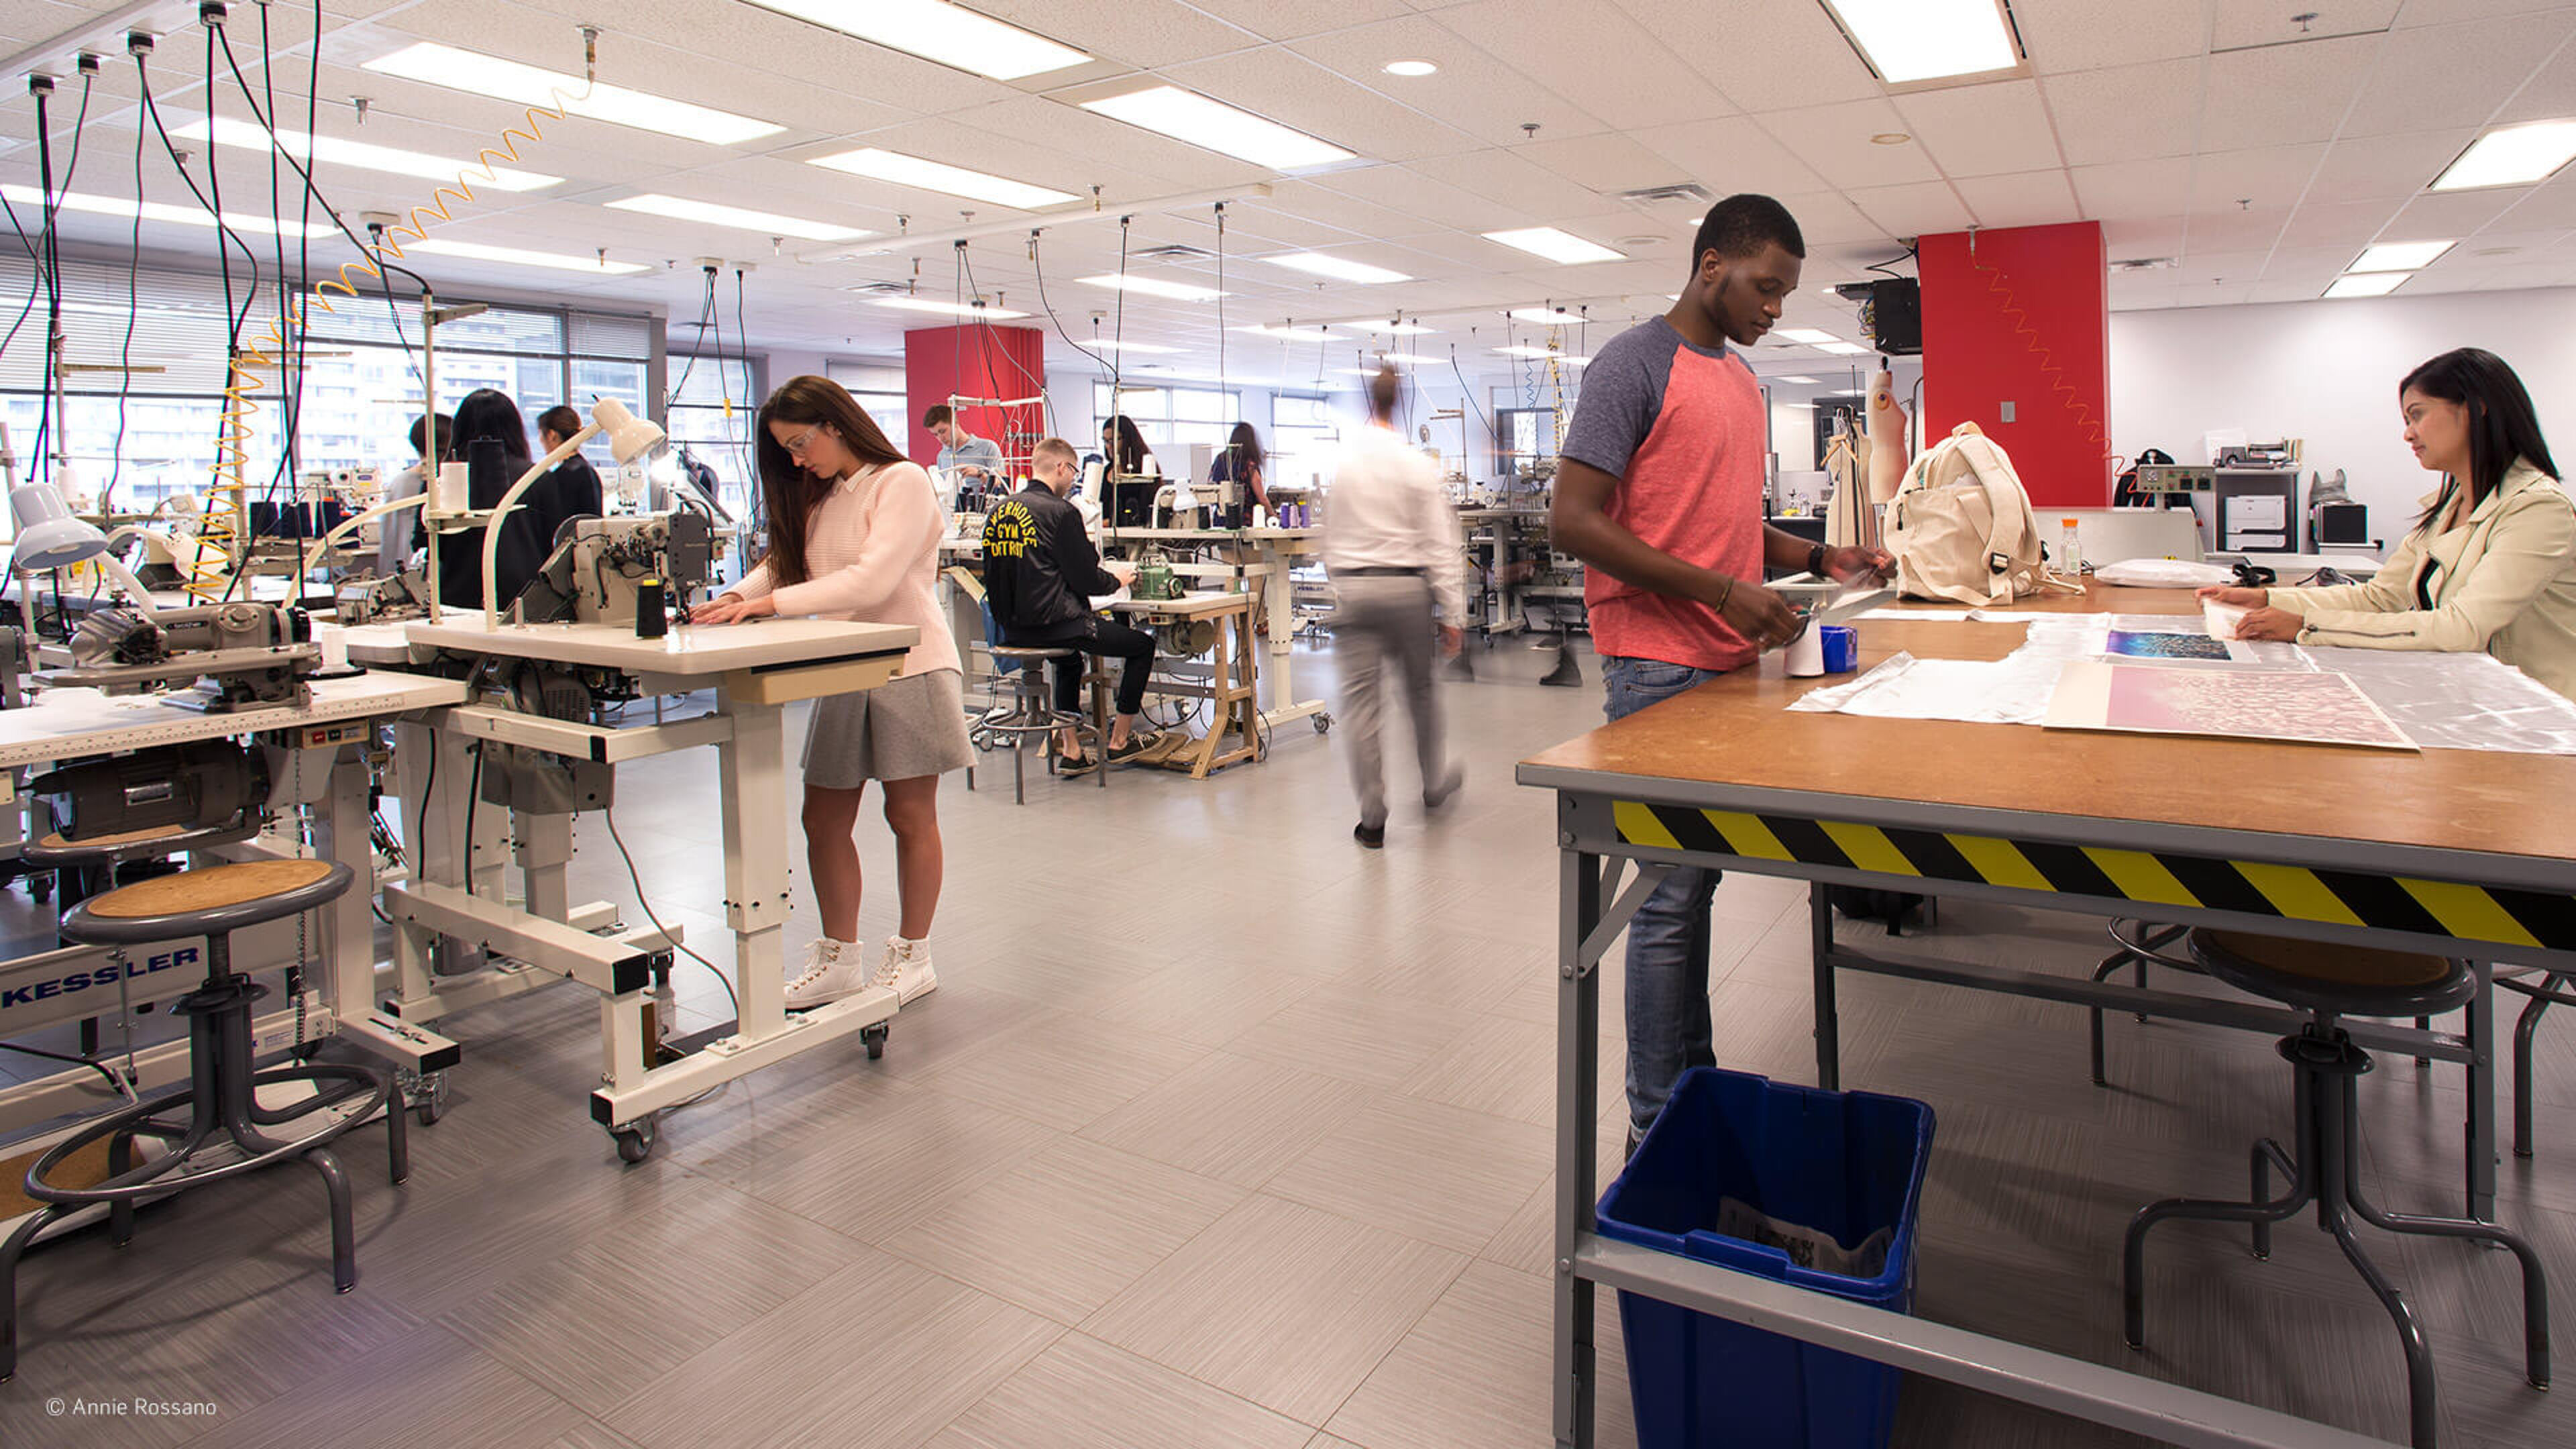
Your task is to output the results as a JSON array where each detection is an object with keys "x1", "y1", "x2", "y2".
[{"x1": 1612, "y1": 800, "x2": 2576, "y2": 954}]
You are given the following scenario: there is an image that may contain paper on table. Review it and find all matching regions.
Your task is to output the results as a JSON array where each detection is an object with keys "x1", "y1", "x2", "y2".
[
  {"x1": 1788, "y1": 651, "x2": 2069, "y2": 724},
  {"x1": 2044, "y1": 659, "x2": 2418, "y2": 751}
]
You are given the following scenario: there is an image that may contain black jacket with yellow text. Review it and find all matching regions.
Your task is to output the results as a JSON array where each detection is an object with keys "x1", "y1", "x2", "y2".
[{"x1": 981, "y1": 485, "x2": 1118, "y2": 643}]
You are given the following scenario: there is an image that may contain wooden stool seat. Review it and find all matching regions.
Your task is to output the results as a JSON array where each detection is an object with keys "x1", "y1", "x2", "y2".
[
  {"x1": 64, "y1": 860, "x2": 352, "y2": 946},
  {"x1": 21, "y1": 822, "x2": 254, "y2": 870},
  {"x1": 2190, "y1": 928, "x2": 2473, "y2": 1019}
]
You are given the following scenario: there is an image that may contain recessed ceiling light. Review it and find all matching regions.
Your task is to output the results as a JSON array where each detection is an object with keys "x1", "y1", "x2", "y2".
[
  {"x1": 172, "y1": 115, "x2": 559, "y2": 191},
  {"x1": 0, "y1": 183, "x2": 334, "y2": 237},
  {"x1": 2350, "y1": 240, "x2": 2455, "y2": 273},
  {"x1": 1080, "y1": 274, "x2": 1227, "y2": 303},
  {"x1": 2432, "y1": 120, "x2": 2576, "y2": 191},
  {"x1": 1347, "y1": 319, "x2": 1435, "y2": 335},
  {"x1": 2324, "y1": 273, "x2": 2407, "y2": 299},
  {"x1": 1869, "y1": 133, "x2": 1911, "y2": 146},
  {"x1": 1774, "y1": 327, "x2": 1838, "y2": 344},
  {"x1": 809, "y1": 148, "x2": 1077, "y2": 210},
  {"x1": 1814, "y1": 341, "x2": 1870, "y2": 355},
  {"x1": 606, "y1": 193, "x2": 866, "y2": 241},
  {"x1": 1235, "y1": 323, "x2": 1337, "y2": 340},
  {"x1": 1265, "y1": 253, "x2": 1411, "y2": 284},
  {"x1": 362, "y1": 42, "x2": 781, "y2": 145},
  {"x1": 1383, "y1": 60, "x2": 1438, "y2": 77},
  {"x1": 1777, "y1": 375, "x2": 1822, "y2": 384},
  {"x1": 1083, "y1": 339, "x2": 1181, "y2": 354},
  {"x1": 408, "y1": 238, "x2": 651, "y2": 274},
  {"x1": 1495, "y1": 346, "x2": 1591, "y2": 363},
  {"x1": 741, "y1": 0, "x2": 1088, "y2": 80},
  {"x1": 1509, "y1": 306, "x2": 1580, "y2": 325},
  {"x1": 1484, "y1": 227, "x2": 1625, "y2": 265},
  {"x1": 1080, "y1": 86, "x2": 1355, "y2": 170},
  {"x1": 865, "y1": 294, "x2": 1032, "y2": 319},
  {"x1": 1822, "y1": 0, "x2": 2023, "y2": 85}
]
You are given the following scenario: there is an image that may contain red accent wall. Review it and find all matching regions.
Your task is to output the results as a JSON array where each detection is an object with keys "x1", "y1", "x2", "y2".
[
  {"x1": 1918, "y1": 221, "x2": 2111, "y2": 508},
  {"x1": 902, "y1": 324, "x2": 1046, "y2": 476}
]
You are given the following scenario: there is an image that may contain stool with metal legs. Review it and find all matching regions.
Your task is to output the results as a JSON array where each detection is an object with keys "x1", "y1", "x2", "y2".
[
  {"x1": 971, "y1": 645, "x2": 1106, "y2": 804},
  {"x1": 2090, "y1": 918, "x2": 2438, "y2": 1087},
  {"x1": 2122, "y1": 929, "x2": 2548, "y2": 1448},
  {"x1": 2499, "y1": 967, "x2": 2576, "y2": 1159},
  {"x1": 0, "y1": 859, "x2": 405, "y2": 1382}
]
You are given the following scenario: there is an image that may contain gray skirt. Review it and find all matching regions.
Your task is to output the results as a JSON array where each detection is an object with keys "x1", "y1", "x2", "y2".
[{"x1": 802, "y1": 668, "x2": 973, "y2": 788}]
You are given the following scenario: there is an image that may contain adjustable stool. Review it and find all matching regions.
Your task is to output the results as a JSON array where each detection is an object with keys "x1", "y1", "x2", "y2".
[
  {"x1": 971, "y1": 645, "x2": 1105, "y2": 804},
  {"x1": 0, "y1": 858, "x2": 405, "y2": 1382},
  {"x1": 2123, "y1": 929, "x2": 2548, "y2": 1448}
]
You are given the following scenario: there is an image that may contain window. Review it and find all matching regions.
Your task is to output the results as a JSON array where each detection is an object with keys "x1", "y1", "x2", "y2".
[
  {"x1": 1091, "y1": 382, "x2": 1241, "y2": 469},
  {"x1": 826, "y1": 362, "x2": 909, "y2": 458},
  {"x1": 1269, "y1": 393, "x2": 1338, "y2": 491},
  {"x1": 665, "y1": 355, "x2": 760, "y2": 517}
]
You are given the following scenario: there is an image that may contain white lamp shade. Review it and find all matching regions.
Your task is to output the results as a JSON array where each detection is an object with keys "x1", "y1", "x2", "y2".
[
  {"x1": 9, "y1": 483, "x2": 107, "y2": 570},
  {"x1": 590, "y1": 398, "x2": 665, "y2": 466}
]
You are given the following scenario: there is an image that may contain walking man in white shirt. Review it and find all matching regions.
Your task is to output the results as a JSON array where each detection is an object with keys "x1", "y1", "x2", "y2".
[{"x1": 1325, "y1": 365, "x2": 1466, "y2": 849}]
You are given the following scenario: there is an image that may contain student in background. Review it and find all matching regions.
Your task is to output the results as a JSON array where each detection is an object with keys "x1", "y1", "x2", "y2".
[
  {"x1": 692, "y1": 376, "x2": 965, "y2": 1008},
  {"x1": 535, "y1": 404, "x2": 606, "y2": 529},
  {"x1": 984, "y1": 437, "x2": 1155, "y2": 771},
  {"x1": 1103, "y1": 415, "x2": 1158, "y2": 528},
  {"x1": 437, "y1": 389, "x2": 545, "y2": 608},
  {"x1": 381, "y1": 411, "x2": 449, "y2": 576},
  {"x1": 2202, "y1": 346, "x2": 2576, "y2": 700},
  {"x1": 1211, "y1": 421, "x2": 1269, "y2": 525},
  {"x1": 1325, "y1": 366, "x2": 1465, "y2": 849},
  {"x1": 1550, "y1": 194, "x2": 1890, "y2": 1151},
  {"x1": 925, "y1": 404, "x2": 1004, "y2": 506}
]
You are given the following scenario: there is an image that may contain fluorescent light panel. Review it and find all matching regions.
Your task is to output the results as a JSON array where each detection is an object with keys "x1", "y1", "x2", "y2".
[
  {"x1": 1483, "y1": 227, "x2": 1624, "y2": 265},
  {"x1": 173, "y1": 115, "x2": 557, "y2": 191},
  {"x1": 1814, "y1": 341, "x2": 1870, "y2": 355},
  {"x1": 363, "y1": 43, "x2": 781, "y2": 145},
  {"x1": 1083, "y1": 339, "x2": 1180, "y2": 354},
  {"x1": 741, "y1": 0, "x2": 1087, "y2": 80},
  {"x1": 2324, "y1": 273, "x2": 2406, "y2": 299},
  {"x1": 1777, "y1": 375, "x2": 1822, "y2": 384},
  {"x1": 1384, "y1": 60, "x2": 1438, "y2": 77},
  {"x1": 606, "y1": 193, "x2": 865, "y2": 241},
  {"x1": 408, "y1": 238, "x2": 650, "y2": 274},
  {"x1": 1510, "y1": 307, "x2": 1580, "y2": 325},
  {"x1": 1496, "y1": 345, "x2": 1589, "y2": 363},
  {"x1": 1079, "y1": 274, "x2": 1226, "y2": 302},
  {"x1": 1348, "y1": 319, "x2": 1434, "y2": 334},
  {"x1": 1079, "y1": 86, "x2": 1354, "y2": 170},
  {"x1": 1823, "y1": 0, "x2": 2022, "y2": 85},
  {"x1": 1264, "y1": 252, "x2": 1410, "y2": 284},
  {"x1": 2432, "y1": 120, "x2": 2576, "y2": 191},
  {"x1": 2349, "y1": 240, "x2": 2454, "y2": 272},
  {"x1": 1, "y1": 184, "x2": 332, "y2": 237},
  {"x1": 1774, "y1": 327, "x2": 1838, "y2": 344},
  {"x1": 868, "y1": 295, "x2": 1031, "y2": 319},
  {"x1": 1235, "y1": 323, "x2": 1336, "y2": 340},
  {"x1": 808, "y1": 147, "x2": 1077, "y2": 210}
]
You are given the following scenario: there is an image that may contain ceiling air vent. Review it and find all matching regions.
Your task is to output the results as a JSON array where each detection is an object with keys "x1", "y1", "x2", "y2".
[
  {"x1": 846, "y1": 281, "x2": 912, "y2": 296},
  {"x1": 1617, "y1": 182, "x2": 1713, "y2": 206},
  {"x1": 2108, "y1": 257, "x2": 2177, "y2": 272},
  {"x1": 1131, "y1": 244, "x2": 1216, "y2": 263}
]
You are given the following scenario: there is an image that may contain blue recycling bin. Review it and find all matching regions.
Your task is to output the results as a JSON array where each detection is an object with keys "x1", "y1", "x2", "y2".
[{"x1": 1596, "y1": 1067, "x2": 1935, "y2": 1449}]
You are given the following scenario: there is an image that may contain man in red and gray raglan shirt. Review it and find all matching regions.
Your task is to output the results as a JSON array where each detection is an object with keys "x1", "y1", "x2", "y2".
[{"x1": 1552, "y1": 193, "x2": 1892, "y2": 1150}]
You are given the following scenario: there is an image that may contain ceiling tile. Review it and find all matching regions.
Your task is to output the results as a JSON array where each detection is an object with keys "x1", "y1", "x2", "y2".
[
  {"x1": 1183, "y1": 0, "x2": 1411, "y2": 42},
  {"x1": 1310, "y1": 164, "x2": 1530, "y2": 232},
  {"x1": 1776, "y1": 190, "x2": 1892, "y2": 248},
  {"x1": 1513, "y1": 131, "x2": 1693, "y2": 197},
  {"x1": 1955, "y1": 170, "x2": 2083, "y2": 228},
  {"x1": 2257, "y1": 246, "x2": 2361, "y2": 280},
  {"x1": 971, "y1": 0, "x2": 1262, "y2": 68},
  {"x1": 1283, "y1": 17, "x2": 1609, "y2": 148},
  {"x1": 2279, "y1": 199, "x2": 2408, "y2": 248},
  {"x1": 1155, "y1": 48, "x2": 1483, "y2": 164},
  {"x1": 2102, "y1": 217, "x2": 2188, "y2": 252},
  {"x1": 2341, "y1": 12, "x2": 2576, "y2": 138},
  {"x1": 1409, "y1": 147, "x2": 1620, "y2": 221},
  {"x1": 1893, "y1": 80, "x2": 2061, "y2": 178},
  {"x1": 1429, "y1": 0, "x2": 1738, "y2": 131},
  {"x1": 1630, "y1": 117, "x2": 1830, "y2": 197},
  {"x1": 2209, "y1": 1, "x2": 2398, "y2": 51},
  {"x1": 2190, "y1": 146, "x2": 2329, "y2": 211},
  {"x1": 936, "y1": 95, "x2": 1263, "y2": 192},
  {"x1": 2171, "y1": 250, "x2": 2271, "y2": 284},
  {"x1": 2072, "y1": 158, "x2": 2194, "y2": 219},
  {"x1": 1766, "y1": 99, "x2": 1944, "y2": 190},
  {"x1": 2493, "y1": 30, "x2": 2576, "y2": 125},
  {"x1": 2302, "y1": 130, "x2": 2479, "y2": 205},
  {"x1": 2012, "y1": 0, "x2": 2210, "y2": 74},
  {"x1": 2197, "y1": 33, "x2": 2381, "y2": 152},
  {"x1": 1848, "y1": 181, "x2": 1974, "y2": 238},
  {"x1": 2184, "y1": 206, "x2": 2292, "y2": 252},
  {"x1": 2386, "y1": 187, "x2": 2526, "y2": 236},
  {"x1": 2041, "y1": 60, "x2": 2202, "y2": 167},
  {"x1": 1611, "y1": 0, "x2": 1880, "y2": 111}
]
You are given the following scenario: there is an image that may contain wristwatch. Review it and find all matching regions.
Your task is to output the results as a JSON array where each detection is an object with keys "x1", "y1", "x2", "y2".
[{"x1": 1807, "y1": 543, "x2": 1826, "y2": 577}]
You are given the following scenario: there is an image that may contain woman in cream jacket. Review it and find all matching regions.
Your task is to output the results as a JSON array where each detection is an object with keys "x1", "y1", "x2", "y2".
[{"x1": 2201, "y1": 347, "x2": 2576, "y2": 701}]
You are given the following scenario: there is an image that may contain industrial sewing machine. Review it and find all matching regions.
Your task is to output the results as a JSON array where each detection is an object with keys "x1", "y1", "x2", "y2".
[
  {"x1": 58, "y1": 601, "x2": 321, "y2": 711},
  {"x1": 511, "y1": 511, "x2": 718, "y2": 629}
]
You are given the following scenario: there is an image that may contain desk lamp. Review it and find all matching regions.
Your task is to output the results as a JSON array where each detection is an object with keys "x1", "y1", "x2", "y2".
[
  {"x1": 482, "y1": 398, "x2": 666, "y2": 629},
  {"x1": 9, "y1": 478, "x2": 160, "y2": 615}
]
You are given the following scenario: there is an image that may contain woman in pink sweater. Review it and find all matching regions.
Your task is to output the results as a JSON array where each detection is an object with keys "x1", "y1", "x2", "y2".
[{"x1": 693, "y1": 376, "x2": 971, "y2": 1010}]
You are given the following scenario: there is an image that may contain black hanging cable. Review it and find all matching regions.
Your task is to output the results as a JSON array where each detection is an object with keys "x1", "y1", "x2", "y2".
[
  {"x1": 109, "y1": 107, "x2": 144, "y2": 508},
  {"x1": 663, "y1": 266, "x2": 714, "y2": 405},
  {"x1": 203, "y1": 24, "x2": 257, "y2": 348},
  {"x1": 1026, "y1": 231, "x2": 1110, "y2": 376},
  {"x1": 260, "y1": 1, "x2": 300, "y2": 497},
  {"x1": 733, "y1": 265, "x2": 757, "y2": 494},
  {"x1": 0, "y1": 195, "x2": 48, "y2": 362},
  {"x1": 29, "y1": 77, "x2": 60, "y2": 488},
  {"x1": 956, "y1": 244, "x2": 1047, "y2": 440}
]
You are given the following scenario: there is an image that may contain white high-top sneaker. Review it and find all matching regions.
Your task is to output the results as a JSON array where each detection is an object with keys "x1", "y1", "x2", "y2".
[
  {"x1": 873, "y1": 936, "x2": 938, "y2": 1006},
  {"x1": 785, "y1": 938, "x2": 866, "y2": 1010}
]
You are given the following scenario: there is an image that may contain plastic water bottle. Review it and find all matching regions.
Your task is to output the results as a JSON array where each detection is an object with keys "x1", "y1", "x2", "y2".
[{"x1": 2057, "y1": 516, "x2": 2083, "y2": 573}]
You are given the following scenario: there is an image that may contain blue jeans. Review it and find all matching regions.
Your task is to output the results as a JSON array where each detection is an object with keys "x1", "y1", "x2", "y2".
[{"x1": 1601, "y1": 655, "x2": 1726, "y2": 1138}]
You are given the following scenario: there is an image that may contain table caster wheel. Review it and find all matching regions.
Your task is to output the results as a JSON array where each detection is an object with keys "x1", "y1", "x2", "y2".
[
  {"x1": 30, "y1": 872, "x2": 52, "y2": 903},
  {"x1": 863, "y1": 1022, "x2": 890, "y2": 1060},
  {"x1": 612, "y1": 1115, "x2": 657, "y2": 1164},
  {"x1": 1313, "y1": 713, "x2": 1333, "y2": 735},
  {"x1": 411, "y1": 1069, "x2": 449, "y2": 1126}
]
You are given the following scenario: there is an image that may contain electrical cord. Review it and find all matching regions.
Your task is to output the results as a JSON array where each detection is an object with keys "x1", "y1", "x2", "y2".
[
  {"x1": 733, "y1": 267, "x2": 757, "y2": 490},
  {"x1": 1027, "y1": 230, "x2": 1111, "y2": 376},
  {"x1": 109, "y1": 109, "x2": 142, "y2": 509},
  {"x1": 602, "y1": 804, "x2": 737, "y2": 1015}
]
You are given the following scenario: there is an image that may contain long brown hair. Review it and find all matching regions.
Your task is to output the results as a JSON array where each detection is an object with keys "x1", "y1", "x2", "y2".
[{"x1": 753, "y1": 374, "x2": 907, "y2": 587}]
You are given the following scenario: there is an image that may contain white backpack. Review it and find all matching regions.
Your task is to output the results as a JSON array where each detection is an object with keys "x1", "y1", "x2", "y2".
[{"x1": 1884, "y1": 421, "x2": 2079, "y2": 606}]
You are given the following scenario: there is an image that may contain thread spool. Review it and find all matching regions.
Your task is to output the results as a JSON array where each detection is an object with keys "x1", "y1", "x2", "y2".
[{"x1": 635, "y1": 578, "x2": 666, "y2": 638}]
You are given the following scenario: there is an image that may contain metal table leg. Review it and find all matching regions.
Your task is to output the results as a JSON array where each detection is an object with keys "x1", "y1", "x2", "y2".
[
  {"x1": 2469, "y1": 965, "x2": 2497, "y2": 1223},
  {"x1": 1811, "y1": 885, "x2": 1841, "y2": 1091},
  {"x1": 1555, "y1": 845, "x2": 1603, "y2": 1449}
]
